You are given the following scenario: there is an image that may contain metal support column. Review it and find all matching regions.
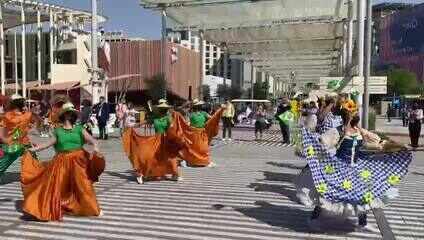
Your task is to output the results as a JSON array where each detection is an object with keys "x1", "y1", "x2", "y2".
[
  {"x1": 363, "y1": 0, "x2": 373, "y2": 128},
  {"x1": 356, "y1": 0, "x2": 365, "y2": 125},
  {"x1": 37, "y1": 8, "x2": 42, "y2": 86},
  {"x1": 357, "y1": 0, "x2": 365, "y2": 77},
  {"x1": 223, "y1": 50, "x2": 228, "y2": 86},
  {"x1": 199, "y1": 30, "x2": 204, "y2": 99},
  {"x1": 21, "y1": 1, "x2": 27, "y2": 97},
  {"x1": 161, "y1": 8, "x2": 167, "y2": 99},
  {"x1": 14, "y1": 32, "x2": 17, "y2": 94},
  {"x1": 91, "y1": 0, "x2": 99, "y2": 103},
  {"x1": 49, "y1": 9, "x2": 54, "y2": 84},
  {"x1": 250, "y1": 61, "x2": 254, "y2": 99},
  {"x1": 347, "y1": 0, "x2": 354, "y2": 74},
  {"x1": 0, "y1": 4, "x2": 5, "y2": 95}
]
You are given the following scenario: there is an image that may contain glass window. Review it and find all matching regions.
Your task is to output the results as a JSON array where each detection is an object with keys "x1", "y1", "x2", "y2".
[{"x1": 55, "y1": 49, "x2": 77, "y2": 64}]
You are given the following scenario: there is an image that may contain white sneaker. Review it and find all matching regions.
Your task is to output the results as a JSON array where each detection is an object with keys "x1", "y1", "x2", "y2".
[
  {"x1": 207, "y1": 162, "x2": 217, "y2": 168},
  {"x1": 228, "y1": 138, "x2": 232, "y2": 142},
  {"x1": 180, "y1": 161, "x2": 187, "y2": 168},
  {"x1": 170, "y1": 176, "x2": 183, "y2": 182},
  {"x1": 98, "y1": 210, "x2": 104, "y2": 217},
  {"x1": 136, "y1": 176, "x2": 143, "y2": 184}
]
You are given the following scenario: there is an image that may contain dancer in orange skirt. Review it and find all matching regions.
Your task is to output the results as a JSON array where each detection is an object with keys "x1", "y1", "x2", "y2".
[
  {"x1": 0, "y1": 94, "x2": 40, "y2": 176},
  {"x1": 123, "y1": 99, "x2": 184, "y2": 184},
  {"x1": 22, "y1": 102, "x2": 104, "y2": 221},
  {"x1": 176, "y1": 99, "x2": 224, "y2": 167}
]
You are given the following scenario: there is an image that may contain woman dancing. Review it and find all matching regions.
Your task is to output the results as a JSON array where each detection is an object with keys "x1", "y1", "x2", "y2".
[
  {"x1": 298, "y1": 103, "x2": 412, "y2": 232},
  {"x1": 123, "y1": 99, "x2": 183, "y2": 184},
  {"x1": 0, "y1": 94, "x2": 39, "y2": 176},
  {"x1": 22, "y1": 102, "x2": 104, "y2": 221},
  {"x1": 176, "y1": 99, "x2": 223, "y2": 167}
]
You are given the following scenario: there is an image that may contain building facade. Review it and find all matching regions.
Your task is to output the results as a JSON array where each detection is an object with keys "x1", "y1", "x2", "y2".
[
  {"x1": 107, "y1": 40, "x2": 201, "y2": 102},
  {"x1": 167, "y1": 29, "x2": 274, "y2": 98},
  {"x1": 376, "y1": 3, "x2": 424, "y2": 82}
]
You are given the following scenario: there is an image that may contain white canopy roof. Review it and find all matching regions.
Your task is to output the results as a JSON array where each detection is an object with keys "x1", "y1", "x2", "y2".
[
  {"x1": 3, "y1": 0, "x2": 106, "y2": 30},
  {"x1": 141, "y1": 0, "x2": 355, "y2": 30},
  {"x1": 140, "y1": 0, "x2": 356, "y2": 86}
]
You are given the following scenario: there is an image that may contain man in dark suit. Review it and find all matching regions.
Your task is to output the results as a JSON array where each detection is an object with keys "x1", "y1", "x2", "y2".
[{"x1": 94, "y1": 96, "x2": 110, "y2": 140}]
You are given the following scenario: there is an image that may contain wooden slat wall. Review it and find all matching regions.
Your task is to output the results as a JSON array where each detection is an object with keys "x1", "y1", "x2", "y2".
[{"x1": 108, "y1": 40, "x2": 200, "y2": 99}]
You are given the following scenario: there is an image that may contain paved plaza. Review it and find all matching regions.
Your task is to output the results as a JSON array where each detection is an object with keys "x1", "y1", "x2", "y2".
[{"x1": 0, "y1": 129, "x2": 423, "y2": 240}]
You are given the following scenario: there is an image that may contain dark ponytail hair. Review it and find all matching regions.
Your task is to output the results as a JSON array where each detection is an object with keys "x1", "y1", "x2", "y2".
[
  {"x1": 59, "y1": 111, "x2": 78, "y2": 125},
  {"x1": 340, "y1": 108, "x2": 360, "y2": 128},
  {"x1": 9, "y1": 99, "x2": 25, "y2": 111}
]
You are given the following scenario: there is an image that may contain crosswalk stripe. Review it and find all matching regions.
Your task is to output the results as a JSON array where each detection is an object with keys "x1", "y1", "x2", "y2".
[{"x1": 0, "y1": 129, "x2": 423, "y2": 239}]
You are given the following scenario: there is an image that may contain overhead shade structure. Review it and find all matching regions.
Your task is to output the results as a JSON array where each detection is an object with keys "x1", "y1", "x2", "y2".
[
  {"x1": 204, "y1": 22, "x2": 344, "y2": 44},
  {"x1": 141, "y1": 0, "x2": 354, "y2": 30},
  {"x1": 30, "y1": 81, "x2": 80, "y2": 91},
  {"x1": 2, "y1": 0, "x2": 106, "y2": 30},
  {"x1": 139, "y1": 0, "x2": 357, "y2": 86}
]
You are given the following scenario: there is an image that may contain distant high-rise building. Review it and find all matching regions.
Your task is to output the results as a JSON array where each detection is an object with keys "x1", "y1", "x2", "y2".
[{"x1": 167, "y1": 29, "x2": 275, "y2": 98}]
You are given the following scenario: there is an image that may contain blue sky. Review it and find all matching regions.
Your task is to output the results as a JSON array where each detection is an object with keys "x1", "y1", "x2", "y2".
[
  {"x1": 43, "y1": 0, "x2": 161, "y2": 39},
  {"x1": 43, "y1": 0, "x2": 424, "y2": 39}
]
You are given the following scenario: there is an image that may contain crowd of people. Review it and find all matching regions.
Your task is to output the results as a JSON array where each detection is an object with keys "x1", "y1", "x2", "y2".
[
  {"x1": 0, "y1": 92, "x2": 415, "y2": 233},
  {"x1": 0, "y1": 94, "x2": 226, "y2": 221}
]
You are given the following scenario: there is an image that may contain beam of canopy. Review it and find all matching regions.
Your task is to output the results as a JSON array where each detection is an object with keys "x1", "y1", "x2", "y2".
[
  {"x1": 140, "y1": 0, "x2": 355, "y2": 30},
  {"x1": 226, "y1": 40, "x2": 341, "y2": 54},
  {"x1": 231, "y1": 52, "x2": 339, "y2": 61},
  {"x1": 204, "y1": 22, "x2": 344, "y2": 43},
  {"x1": 3, "y1": 0, "x2": 106, "y2": 30}
]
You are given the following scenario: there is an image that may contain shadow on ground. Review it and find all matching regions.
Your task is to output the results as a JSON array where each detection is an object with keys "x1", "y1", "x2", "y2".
[
  {"x1": 262, "y1": 171, "x2": 297, "y2": 182},
  {"x1": 412, "y1": 172, "x2": 424, "y2": 176},
  {"x1": 0, "y1": 172, "x2": 20, "y2": 185},
  {"x1": 250, "y1": 171, "x2": 299, "y2": 203},
  {"x1": 105, "y1": 171, "x2": 134, "y2": 181},
  {"x1": 235, "y1": 201, "x2": 356, "y2": 234},
  {"x1": 267, "y1": 161, "x2": 305, "y2": 170}
]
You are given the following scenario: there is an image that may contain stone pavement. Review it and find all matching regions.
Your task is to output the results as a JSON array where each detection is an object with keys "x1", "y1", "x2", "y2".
[
  {"x1": 375, "y1": 117, "x2": 424, "y2": 137},
  {"x1": 0, "y1": 129, "x2": 423, "y2": 239}
]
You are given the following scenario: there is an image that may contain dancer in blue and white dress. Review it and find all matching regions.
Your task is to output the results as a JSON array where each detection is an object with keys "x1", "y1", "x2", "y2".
[
  {"x1": 298, "y1": 107, "x2": 412, "y2": 231},
  {"x1": 296, "y1": 96, "x2": 343, "y2": 207}
]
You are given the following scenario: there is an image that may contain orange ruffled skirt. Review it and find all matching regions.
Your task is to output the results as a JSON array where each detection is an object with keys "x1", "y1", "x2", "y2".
[
  {"x1": 21, "y1": 149, "x2": 105, "y2": 221},
  {"x1": 122, "y1": 129, "x2": 178, "y2": 178},
  {"x1": 176, "y1": 109, "x2": 223, "y2": 167}
]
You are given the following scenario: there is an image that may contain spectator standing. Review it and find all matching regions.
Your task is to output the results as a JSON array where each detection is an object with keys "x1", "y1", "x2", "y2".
[
  {"x1": 401, "y1": 106, "x2": 408, "y2": 127},
  {"x1": 387, "y1": 104, "x2": 392, "y2": 122},
  {"x1": 80, "y1": 99, "x2": 93, "y2": 135},
  {"x1": 254, "y1": 104, "x2": 267, "y2": 141},
  {"x1": 222, "y1": 99, "x2": 235, "y2": 141},
  {"x1": 125, "y1": 102, "x2": 137, "y2": 128},
  {"x1": 94, "y1": 96, "x2": 110, "y2": 140},
  {"x1": 276, "y1": 97, "x2": 291, "y2": 145},
  {"x1": 115, "y1": 99, "x2": 128, "y2": 135},
  {"x1": 408, "y1": 102, "x2": 423, "y2": 148}
]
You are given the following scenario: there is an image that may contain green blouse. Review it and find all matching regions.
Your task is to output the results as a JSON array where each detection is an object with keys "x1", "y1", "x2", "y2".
[
  {"x1": 153, "y1": 115, "x2": 171, "y2": 134},
  {"x1": 190, "y1": 111, "x2": 208, "y2": 128},
  {"x1": 54, "y1": 125, "x2": 85, "y2": 152}
]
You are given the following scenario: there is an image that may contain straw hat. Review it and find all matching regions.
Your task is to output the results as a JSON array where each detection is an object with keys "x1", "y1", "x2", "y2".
[
  {"x1": 58, "y1": 102, "x2": 78, "y2": 116},
  {"x1": 192, "y1": 98, "x2": 205, "y2": 106},
  {"x1": 157, "y1": 99, "x2": 171, "y2": 108}
]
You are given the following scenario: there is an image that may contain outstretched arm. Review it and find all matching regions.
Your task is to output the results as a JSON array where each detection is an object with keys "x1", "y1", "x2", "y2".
[{"x1": 83, "y1": 129, "x2": 100, "y2": 153}]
